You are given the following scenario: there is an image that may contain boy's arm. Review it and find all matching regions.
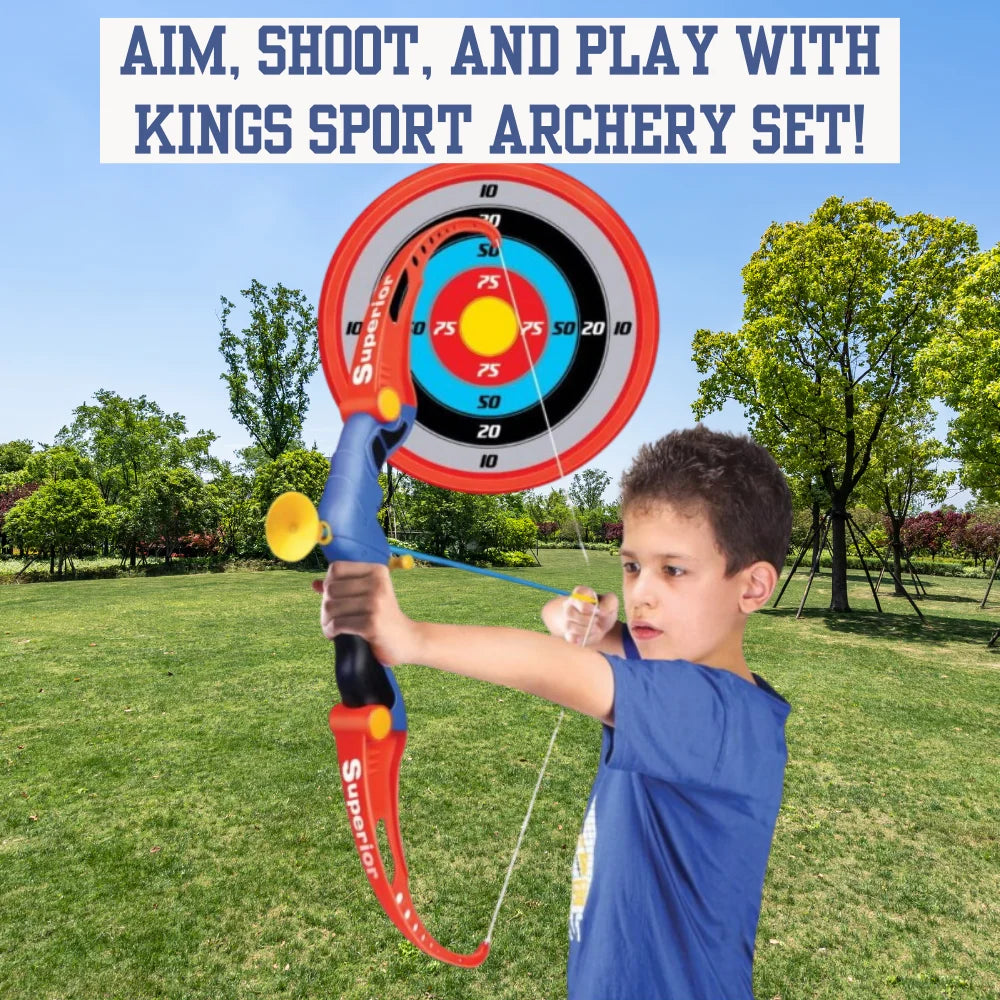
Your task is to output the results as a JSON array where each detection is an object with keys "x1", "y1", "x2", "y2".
[
  {"x1": 412, "y1": 621, "x2": 615, "y2": 724},
  {"x1": 314, "y1": 562, "x2": 616, "y2": 725}
]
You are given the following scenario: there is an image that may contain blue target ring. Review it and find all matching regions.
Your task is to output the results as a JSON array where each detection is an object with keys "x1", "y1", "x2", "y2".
[{"x1": 410, "y1": 237, "x2": 578, "y2": 417}]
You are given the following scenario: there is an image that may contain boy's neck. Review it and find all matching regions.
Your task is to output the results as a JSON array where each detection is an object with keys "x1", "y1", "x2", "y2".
[{"x1": 699, "y1": 631, "x2": 757, "y2": 686}]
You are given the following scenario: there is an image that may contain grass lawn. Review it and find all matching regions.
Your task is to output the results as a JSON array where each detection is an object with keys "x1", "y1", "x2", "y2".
[{"x1": 2, "y1": 551, "x2": 999, "y2": 1000}]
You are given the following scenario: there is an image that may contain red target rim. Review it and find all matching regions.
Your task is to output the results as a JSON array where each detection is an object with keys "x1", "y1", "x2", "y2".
[{"x1": 319, "y1": 164, "x2": 658, "y2": 493}]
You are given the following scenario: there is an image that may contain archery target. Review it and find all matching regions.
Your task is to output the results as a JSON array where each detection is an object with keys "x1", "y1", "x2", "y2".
[{"x1": 319, "y1": 165, "x2": 658, "y2": 493}]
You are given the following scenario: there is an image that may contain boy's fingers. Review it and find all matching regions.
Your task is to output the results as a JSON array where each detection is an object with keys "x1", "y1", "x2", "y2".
[
  {"x1": 326, "y1": 560, "x2": 387, "y2": 581},
  {"x1": 598, "y1": 592, "x2": 620, "y2": 619}
]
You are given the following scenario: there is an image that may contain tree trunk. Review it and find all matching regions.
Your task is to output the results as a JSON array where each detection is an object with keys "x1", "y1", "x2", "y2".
[
  {"x1": 891, "y1": 527, "x2": 906, "y2": 597},
  {"x1": 130, "y1": 539, "x2": 137, "y2": 569},
  {"x1": 810, "y1": 501, "x2": 822, "y2": 571},
  {"x1": 829, "y1": 509, "x2": 851, "y2": 611}
]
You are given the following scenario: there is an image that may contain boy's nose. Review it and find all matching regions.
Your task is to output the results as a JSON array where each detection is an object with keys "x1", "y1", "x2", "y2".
[{"x1": 628, "y1": 571, "x2": 658, "y2": 606}]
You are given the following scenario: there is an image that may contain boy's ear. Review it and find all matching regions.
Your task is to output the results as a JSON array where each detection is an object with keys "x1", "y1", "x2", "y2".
[{"x1": 737, "y1": 561, "x2": 778, "y2": 614}]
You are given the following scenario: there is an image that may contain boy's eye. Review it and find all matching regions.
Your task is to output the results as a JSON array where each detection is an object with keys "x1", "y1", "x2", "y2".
[
  {"x1": 664, "y1": 565, "x2": 685, "y2": 578},
  {"x1": 622, "y1": 561, "x2": 639, "y2": 574}
]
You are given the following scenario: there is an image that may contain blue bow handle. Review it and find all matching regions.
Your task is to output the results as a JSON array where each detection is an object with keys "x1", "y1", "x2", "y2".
[{"x1": 317, "y1": 407, "x2": 417, "y2": 730}]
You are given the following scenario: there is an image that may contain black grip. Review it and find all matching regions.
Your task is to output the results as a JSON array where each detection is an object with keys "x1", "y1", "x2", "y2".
[{"x1": 334, "y1": 633, "x2": 396, "y2": 708}]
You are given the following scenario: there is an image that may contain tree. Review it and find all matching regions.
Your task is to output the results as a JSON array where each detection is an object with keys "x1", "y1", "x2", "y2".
[
  {"x1": 917, "y1": 243, "x2": 1000, "y2": 502},
  {"x1": 785, "y1": 474, "x2": 828, "y2": 571},
  {"x1": 856, "y1": 407, "x2": 953, "y2": 593},
  {"x1": 403, "y1": 481, "x2": 506, "y2": 561},
  {"x1": 23, "y1": 445, "x2": 93, "y2": 483},
  {"x1": 219, "y1": 280, "x2": 319, "y2": 461},
  {"x1": 57, "y1": 390, "x2": 216, "y2": 504},
  {"x1": 3, "y1": 479, "x2": 109, "y2": 575},
  {"x1": 524, "y1": 487, "x2": 573, "y2": 539},
  {"x1": 960, "y1": 508, "x2": 1000, "y2": 571},
  {"x1": 0, "y1": 483, "x2": 40, "y2": 555},
  {"x1": 900, "y1": 509, "x2": 969, "y2": 561},
  {"x1": 569, "y1": 468, "x2": 611, "y2": 511},
  {"x1": 252, "y1": 448, "x2": 331, "y2": 515},
  {"x1": 693, "y1": 196, "x2": 977, "y2": 611},
  {"x1": 134, "y1": 468, "x2": 215, "y2": 565},
  {"x1": 0, "y1": 440, "x2": 35, "y2": 493},
  {"x1": 205, "y1": 467, "x2": 258, "y2": 557},
  {"x1": 0, "y1": 439, "x2": 33, "y2": 475}
]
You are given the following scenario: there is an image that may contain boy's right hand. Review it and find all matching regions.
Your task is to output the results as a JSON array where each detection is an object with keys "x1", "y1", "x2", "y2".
[{"x1": 549, "y1": 587, "x2": 620, "y2": 647}]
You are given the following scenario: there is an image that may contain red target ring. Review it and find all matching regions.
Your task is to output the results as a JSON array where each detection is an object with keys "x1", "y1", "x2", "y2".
[{"x1": 429, "y1": 268, "x2": 547, "y2": 385}]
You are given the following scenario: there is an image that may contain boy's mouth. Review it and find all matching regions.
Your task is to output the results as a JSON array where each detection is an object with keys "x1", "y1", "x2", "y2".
[{"x1": 630, "y1": 622, "x2": 663, "y2": 641}]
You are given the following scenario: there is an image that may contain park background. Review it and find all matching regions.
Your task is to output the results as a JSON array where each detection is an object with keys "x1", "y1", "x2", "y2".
[{"x1": 2, "y1": 2, "x2": 999, "y2": 999}]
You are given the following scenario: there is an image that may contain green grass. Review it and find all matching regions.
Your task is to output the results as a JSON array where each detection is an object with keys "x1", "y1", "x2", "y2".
[{"x1": 2, "y1": 552, "x2": 998, "y2": 1000}]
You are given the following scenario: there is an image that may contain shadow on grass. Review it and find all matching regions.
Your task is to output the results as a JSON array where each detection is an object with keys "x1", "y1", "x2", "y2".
[
  {"x1": 766, "y1": 605, "x2": 1000, "y2": 650},
  {"x1": 917, "y1": 592, "x2": 985, "y2": 604}
]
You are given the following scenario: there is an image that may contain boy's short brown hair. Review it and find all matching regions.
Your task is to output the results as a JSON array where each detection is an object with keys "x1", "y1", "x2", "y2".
[{"x1": 620, "y1": 425, "x2": 792, "y2": 575}]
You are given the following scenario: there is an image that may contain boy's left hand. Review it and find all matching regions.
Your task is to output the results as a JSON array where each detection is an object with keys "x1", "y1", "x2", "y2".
[{"x1": 311, "y1": 562, "x2": 416, "y2": 666}]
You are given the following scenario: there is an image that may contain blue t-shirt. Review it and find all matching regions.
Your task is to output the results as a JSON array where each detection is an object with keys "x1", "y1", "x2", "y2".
[{"x1": 566, "y1": 627, "x2": 791, "y2": 1000}]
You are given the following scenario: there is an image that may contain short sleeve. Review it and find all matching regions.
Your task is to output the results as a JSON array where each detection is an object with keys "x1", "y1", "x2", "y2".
[{"x1": 602, "y1": 654, "x2": 728, "y2": 787}]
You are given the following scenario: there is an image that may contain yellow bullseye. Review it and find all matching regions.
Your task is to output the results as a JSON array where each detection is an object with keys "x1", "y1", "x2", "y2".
[{"x1": 459, "y1": 296, "x2": 518, "y2": 357}]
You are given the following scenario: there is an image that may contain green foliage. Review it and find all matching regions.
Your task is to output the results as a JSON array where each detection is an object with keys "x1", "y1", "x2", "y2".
[
  {"x1": 917, "y1": 243, "x2": 1000, "y2": 502},
  {"x1": 569, "y1": 468, "x2": 611, "y2": 511},
  {"x1": 406, "y1": 482, "x2": 503, "y2": 560},
  {"x1": 23, "y1": 444, "x2": 93, "y2": 483},
  {"x1": 479, "y1": 547, "x2": 538, "y2": 568},
  {"x1": 523, "y1": 484, "x2": 615, "y2": 543},
  {"x1": 523, "y1": 486, "x2": 571, "y2": 526},
  {"x1": 205, "y1": 468, "x2": 258, "y2": 557},
  {"x1": 693, "y1": 196, "x2": 977, "y2": 610},
  {"x1": 856, "y1": 405, "x2": 953, "y2": 521},
  {"x1": 251, "y1": 449, "x2": 330, "y2": 514},
  {"x1": 3, "y1": 479, "x2": 109, "y2": 572},
  {"x1": 487, "y1": 512, "x2": 538, "y2": 551},
  {"x1": 575, "y1": 507, "x2": 611, "y2": 543},
  {"x1": 134, "y1": 468, "x2": 215, "y2": 565},
  {"x1": 57, "y1": 389, "x2": 216, "y2": 504},
  {"x1": 401, "y1": 482, "x2": 538, "y2": 560},
  {"x1": 218, "y1": 279, "x2": 319, "y2": 461},
  {"x1": 0, "y1": 439, "x2": 33, "y2": 474},
  {"x1": 537, "y1": 539, "x2": 620, "y2": 553},
  {"x1": 234, "y1": 443, "x2": 273, "y2": 474}
]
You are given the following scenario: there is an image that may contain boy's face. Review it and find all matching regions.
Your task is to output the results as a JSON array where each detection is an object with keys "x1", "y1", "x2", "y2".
[{"x1": 620, "y1": 501, "x2": 757, "y2": 670}]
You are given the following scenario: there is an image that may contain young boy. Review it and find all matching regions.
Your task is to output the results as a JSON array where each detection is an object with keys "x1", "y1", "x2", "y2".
[{"x1": 314, "y1": 425, "x2": 793, "y2": 1000}]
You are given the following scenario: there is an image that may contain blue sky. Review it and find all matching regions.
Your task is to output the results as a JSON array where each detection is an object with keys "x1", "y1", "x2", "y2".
[{"x1": 2, "y1": 1, "x2": 997, "y2": 506}]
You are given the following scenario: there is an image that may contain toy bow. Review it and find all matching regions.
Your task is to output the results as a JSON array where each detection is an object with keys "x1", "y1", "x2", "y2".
[
  {"x1": 266, "y1": 216, "x2": 600, "y2": 966},
  {"x1": 269, "y1": 218, "x2": 508, "y2": 966}
]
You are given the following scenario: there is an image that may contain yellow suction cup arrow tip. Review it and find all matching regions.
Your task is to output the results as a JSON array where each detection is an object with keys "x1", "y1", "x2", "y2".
[
  {"x1": 265, "y1": 492, "x2": 321, "y2": 562},
  {"x1": 389, "y1": 555, "x2": 415, "y2": 571}
]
